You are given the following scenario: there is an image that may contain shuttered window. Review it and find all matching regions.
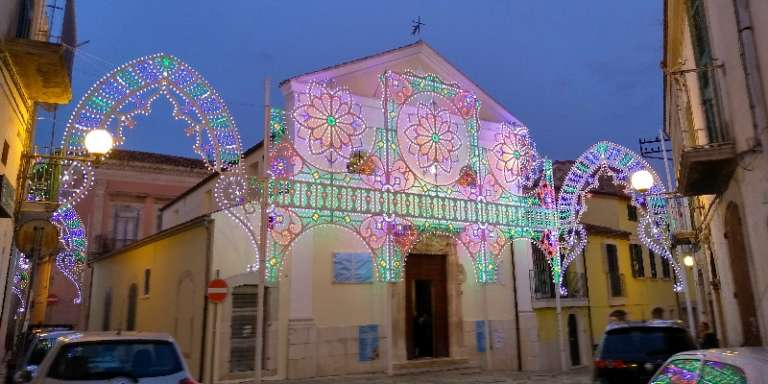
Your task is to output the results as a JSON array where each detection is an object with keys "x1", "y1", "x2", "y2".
[
  {"x1": 230, "y1": 285, "x2": 258, "y2": 373},
  {"x1": 629, "y1": 244, "x2": 645, "y2": 278}
]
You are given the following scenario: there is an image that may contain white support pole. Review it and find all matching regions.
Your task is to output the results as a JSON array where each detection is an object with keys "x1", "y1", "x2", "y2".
[
  {"x1": 254, "y1": 77, "x2": 271, "y2": 384},
  {"x1": 555, "y1": 285, "x2": 567, "y2": 371}
]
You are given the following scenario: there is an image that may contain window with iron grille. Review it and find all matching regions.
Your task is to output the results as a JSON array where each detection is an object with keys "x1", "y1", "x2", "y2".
[
  {"x1": 606, "y1": 244, "x2": 622, "y2": 297},
  {"x1": 532, "y1": 246, "x2": 555, "y2": 298},
  {"x1": 230, "y1": 285, "x2": 258, "y2": 373},
  {"x1": 629, "y1": 244, "x2": 645, "y2": 278}
]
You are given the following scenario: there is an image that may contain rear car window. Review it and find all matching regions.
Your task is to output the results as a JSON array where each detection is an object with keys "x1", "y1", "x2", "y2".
[
  {"x1": 601, "y1": 327, "x2": 697, "y2": 360},
  {"x1": 28, "y1": 337, "x2": 58, "y2": 365},
  {"x1": 701, "y1": 360, "x2": 747, "y2": 384},
  {"x1": 651, "y1": 358, "x2": 701, "y2": 383},
  {"x1": 47, "y1": 340, "x2": 183, "y2": 380}
]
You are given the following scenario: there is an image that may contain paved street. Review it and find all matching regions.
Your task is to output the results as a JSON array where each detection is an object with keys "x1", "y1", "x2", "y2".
[{"x1": 275, "y1": 368, "x2": 592, "y2": 384}]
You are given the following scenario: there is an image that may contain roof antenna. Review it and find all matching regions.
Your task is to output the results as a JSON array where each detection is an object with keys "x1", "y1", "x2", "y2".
[{"x1": 411, "y1": 16, "x2": 425, "y2": 37}]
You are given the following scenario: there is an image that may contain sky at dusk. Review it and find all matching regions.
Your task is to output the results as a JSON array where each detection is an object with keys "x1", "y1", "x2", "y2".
[{"x1": 38, "y1": 1, "x2": 665, "y2": 164}]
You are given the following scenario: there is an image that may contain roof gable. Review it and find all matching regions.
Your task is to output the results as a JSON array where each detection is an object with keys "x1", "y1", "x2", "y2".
[{"x1": 280, "y1": 41, "x2": 520, "y2": 123}]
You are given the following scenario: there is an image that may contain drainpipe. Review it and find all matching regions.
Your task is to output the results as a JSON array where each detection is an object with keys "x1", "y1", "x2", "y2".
[
  {"x1": 510, "y1": 246, "x2": 522, "y2": 371},
  {"x1": 732, "y1": 0, "x2": 768, "y2": 145},
  {"x1": 200, "y1": 218, "x2": 213, "y2": 383}
]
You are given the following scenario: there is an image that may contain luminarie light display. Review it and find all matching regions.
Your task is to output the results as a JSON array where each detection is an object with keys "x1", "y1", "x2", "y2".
[
  {"x1": 29, "y1": 54, "x2": 252, "y2": 303},
  {"x1": 260, "y1": 71, "x2": 560, "y2": 285},
  {"x1": 557, "y1": 141, "x2": 684, "y2": 292}
]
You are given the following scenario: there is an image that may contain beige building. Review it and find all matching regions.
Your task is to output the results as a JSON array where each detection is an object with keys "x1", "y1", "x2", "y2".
[
  {"x1": 664, "y1": 0, "x2": 768, "y2": 346},
  {"x1": 0, "y1": 0, "x2": 76, "y2": 360}
]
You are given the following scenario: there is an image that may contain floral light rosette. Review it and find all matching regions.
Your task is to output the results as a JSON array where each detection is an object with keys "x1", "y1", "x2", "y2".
[{"x1": 489, "y1": 122, "x2": 538, "y2": 190}]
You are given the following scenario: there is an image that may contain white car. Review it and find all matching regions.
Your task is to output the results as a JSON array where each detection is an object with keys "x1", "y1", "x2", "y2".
[
  {"x1": 650, "y1": 347, "x2": 768, "y2": 383},
  {"x1": 18, "y1": 332, "x2": 198, "y2": 384}
]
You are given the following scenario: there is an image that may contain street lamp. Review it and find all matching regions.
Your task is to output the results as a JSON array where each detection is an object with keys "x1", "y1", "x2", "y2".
[
  {"x1": 630, "y1": 169, "x2": 654, "y2": 192},
  {"x1": 83, "y1": 129, "x2": 113, "y2": 157},
  {"x1": 683, "y1": 255, "x2": 695, "y2": 267}
]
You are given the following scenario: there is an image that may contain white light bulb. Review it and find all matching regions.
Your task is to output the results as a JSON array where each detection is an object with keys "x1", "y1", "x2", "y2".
[
  {"x1": 630, "y1": 169, "x2": 654, "y2": 192},
  {"x1": 683, "y1": 255, "x2": 694, "y2": 267},
  {"x1": 84, "y1": 129, "x2": 113, "y2": 155}
]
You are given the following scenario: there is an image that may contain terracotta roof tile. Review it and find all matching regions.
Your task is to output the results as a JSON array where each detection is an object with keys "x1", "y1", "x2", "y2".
[{"x1": 106, "y1": 149, "x2": 208, "y2": 169}]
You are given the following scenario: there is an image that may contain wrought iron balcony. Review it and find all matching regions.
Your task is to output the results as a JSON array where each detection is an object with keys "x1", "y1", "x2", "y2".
[
  {"x1": 667, "y1": 65, "x2": 736, "y2": 196},
  {"x1": 529, "y1": 269, "x2": 587, "y2": 302},
  {"x1": 93, "y1": 235, "x2": 137, "y2": 256},
  {"x1": 2, "y1": 0, "x2": 76, "y2": 104}
]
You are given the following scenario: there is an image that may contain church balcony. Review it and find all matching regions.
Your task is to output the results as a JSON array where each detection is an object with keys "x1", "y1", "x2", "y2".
[{"x1": 2, "y1": 0, "x2": 76, "y2": 105}]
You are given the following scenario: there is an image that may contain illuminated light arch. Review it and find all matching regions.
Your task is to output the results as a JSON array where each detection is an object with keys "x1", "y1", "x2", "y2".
[
  {"x1": 557, "y1": 141, "x2": 684, "y2": 292},
  {"x1": 262, "y1": 71, "x2": 560, "y2": 285},
  {"x1": 48, "y1": 54, "x2": 253, "y2": 303}
]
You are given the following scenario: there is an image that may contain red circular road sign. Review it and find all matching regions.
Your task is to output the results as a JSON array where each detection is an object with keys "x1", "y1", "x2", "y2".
[
  {"x1": 207, "y1": 279, "x2": 228, "y2": 303},
  {"x1": 47, "y1": 294, "x2": 59, "y2": 305}
]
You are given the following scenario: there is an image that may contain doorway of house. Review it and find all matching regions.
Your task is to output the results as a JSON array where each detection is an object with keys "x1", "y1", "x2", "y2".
[
  {"x1": 406, "y1": 253, "x2": 448, "y2": 359},
  {"x1": 568, "y1": 313, "x2": 581, "y2": 366},
  {"x1": 725, "y1": 203, "x2": 763, "y2": 346}
]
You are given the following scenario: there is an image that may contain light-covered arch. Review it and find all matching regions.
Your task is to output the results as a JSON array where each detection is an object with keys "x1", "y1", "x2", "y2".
[
  {"x1": 49, "y1": 54, "x2": 252, "y2": 303},
  {"x1": 557, "y1": 141, "x2": 684, "y2": 291}
]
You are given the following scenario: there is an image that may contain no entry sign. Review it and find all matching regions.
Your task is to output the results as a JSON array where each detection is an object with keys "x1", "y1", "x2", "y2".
[{"x1": 207, "y1": 279, "x2": 228, "y2": 303}]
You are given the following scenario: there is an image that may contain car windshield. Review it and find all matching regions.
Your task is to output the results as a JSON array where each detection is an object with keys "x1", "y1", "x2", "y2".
[
  {"x1": 28, "y1": 336, "x2": 59, "y2": 365},
  {"x1": 47, "y1": 340, "x2": 183, "y2": 380},
  {"x1": 601, "y1": 327, "x2": 697, "y2": 360}
]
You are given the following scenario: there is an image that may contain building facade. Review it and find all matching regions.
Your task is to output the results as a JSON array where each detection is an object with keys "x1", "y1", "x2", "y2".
[
  {"x1": 28, "y1": 149, "x2": 209, "y2": 329},
  {"x1": 664, "y1": 0, "x2": 768, "y2": 346},
  {"x1": 0, "y1": 0, "x2": 76, "y2": 361}
]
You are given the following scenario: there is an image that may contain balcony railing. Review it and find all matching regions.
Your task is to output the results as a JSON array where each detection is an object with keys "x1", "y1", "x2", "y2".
[
  {"x1": 668, "y1": 66, "x2": 737, "y2": 195},
  {"x1": 608, "y1": 273, "x2": 626, "y2": 298},
  {"x1": 529, "y1": 269, "x2": 587, "y2": 301},
  {"x1": 93, "y1": 235, "x2": 137, "y2": 256},
  {"x1": 3, "y1": 0, "x2": 76, "y2": 104}
]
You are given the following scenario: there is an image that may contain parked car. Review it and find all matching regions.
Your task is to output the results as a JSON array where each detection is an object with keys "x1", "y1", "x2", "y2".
[
  {"x1": 12, "y1": 330, "x2": 76, "y2": 383},
  {"x1": 16, "y1": 332, "x2": 197, "y2": 384},
  {"x1": 650, "y1": 347, "x2": 768, "y2": 383},
  {"x1": 5, "y1": 325, "x2": 74, "y2": 384},
  {"x1": 593, "y1": 320, "x2": 697, "y2": 384}
]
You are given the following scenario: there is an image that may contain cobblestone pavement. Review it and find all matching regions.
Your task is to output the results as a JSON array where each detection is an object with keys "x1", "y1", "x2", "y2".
[{"x1": 274, "y1": 367, "x2": 592, "y2": 384}]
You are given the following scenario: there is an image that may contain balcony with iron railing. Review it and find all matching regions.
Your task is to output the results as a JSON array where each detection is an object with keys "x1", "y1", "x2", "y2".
[
  {"x1": 667, "y1": 66, "x2": 737, "y2": 195},
  {"x1": 2, "y1": 0, "x2": 76, "y2": 104},
  {"x1": 529, "y1": 268, "x2": 588, "y2": 308}
]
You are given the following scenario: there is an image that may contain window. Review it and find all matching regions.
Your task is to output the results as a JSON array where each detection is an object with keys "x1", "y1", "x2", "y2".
[
  {"x1": 627, "y1": 204, "x2": 638, "y2": 221},
  {"x1": 652, "y1": 307, "x2": 665, "y2": 320},
  {"x1": 126, "y1": 283, "x2": 138, "y2": 331},
  {"x1": 101, "y1": 289, "x2": 112, "y2": 331},
  {"x1": 701, "y1": 360, "x2": 747, "y2": 384},
  {"x1": 113, "y1": 205, "x2": 140, "y2": 249},
  {"x1": 609, "y1": 310, "x2": 627, "y2": 322},
  {"x1": 1, "y1": 140, "x2": 9, "y2": 165},
  {"x1": 660, "y1": 255, "x2": 671, "y2": 279},
  {"x1": 651, "y1": 359, "x2": 701, "y2": 384},
  {"x1": 606, "y1": 244, "x2": 623, "y2": 297},
  {"x1": 47, "y1": 341, "x2": 183, "y2": 380},
  {"x1": 649, "y1": 250, "x2": 658, "y2": 279},
  {"x1": 143, "y1": 269, "x2": 151, "y2": 296},
  {"x1": 687, "y1": 0, "x2": 725, "y2": 143},
  {"x1": 629, "y1": 244, "x2": 644, "y2": 278}
]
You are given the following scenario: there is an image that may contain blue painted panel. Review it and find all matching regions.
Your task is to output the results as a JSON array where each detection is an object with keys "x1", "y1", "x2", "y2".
[{"x1": 333, "y1": 253, "x2": 373, "y2": 283}]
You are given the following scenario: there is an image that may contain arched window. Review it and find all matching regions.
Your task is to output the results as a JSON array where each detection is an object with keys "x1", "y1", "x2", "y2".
[
  {"x1": 652, "y1": 307, "x2": 665, "y2": 320},
  {"x1": 126, "y1": 283, "x2": 138, "y2": 331},
  {"x1": 102, "y1": 289, "x2": 112, "y2": 331}
]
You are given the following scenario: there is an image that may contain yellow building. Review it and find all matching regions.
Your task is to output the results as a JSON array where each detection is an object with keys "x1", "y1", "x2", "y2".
[
  {"x1": 527, "y1": 161, "x2": 690, "y2": 370},
  {"x1": 0, "y1": 0, "x2": 76, "y2": 362}
]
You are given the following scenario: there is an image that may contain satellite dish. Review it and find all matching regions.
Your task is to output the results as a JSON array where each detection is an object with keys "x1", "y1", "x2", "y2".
[{"x1": 14, "y1": 219, "x2": 60, "y2": 259}]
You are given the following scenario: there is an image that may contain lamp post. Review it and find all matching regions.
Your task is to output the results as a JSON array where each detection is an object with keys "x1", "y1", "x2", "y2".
[{"x1": 629, "y1": 169, "x2": 695, "y2": 335}]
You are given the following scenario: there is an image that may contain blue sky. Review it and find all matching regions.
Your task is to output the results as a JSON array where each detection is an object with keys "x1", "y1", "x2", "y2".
[{"x1": 38, "y1": 1, "x2": 665, "y2": 163}]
